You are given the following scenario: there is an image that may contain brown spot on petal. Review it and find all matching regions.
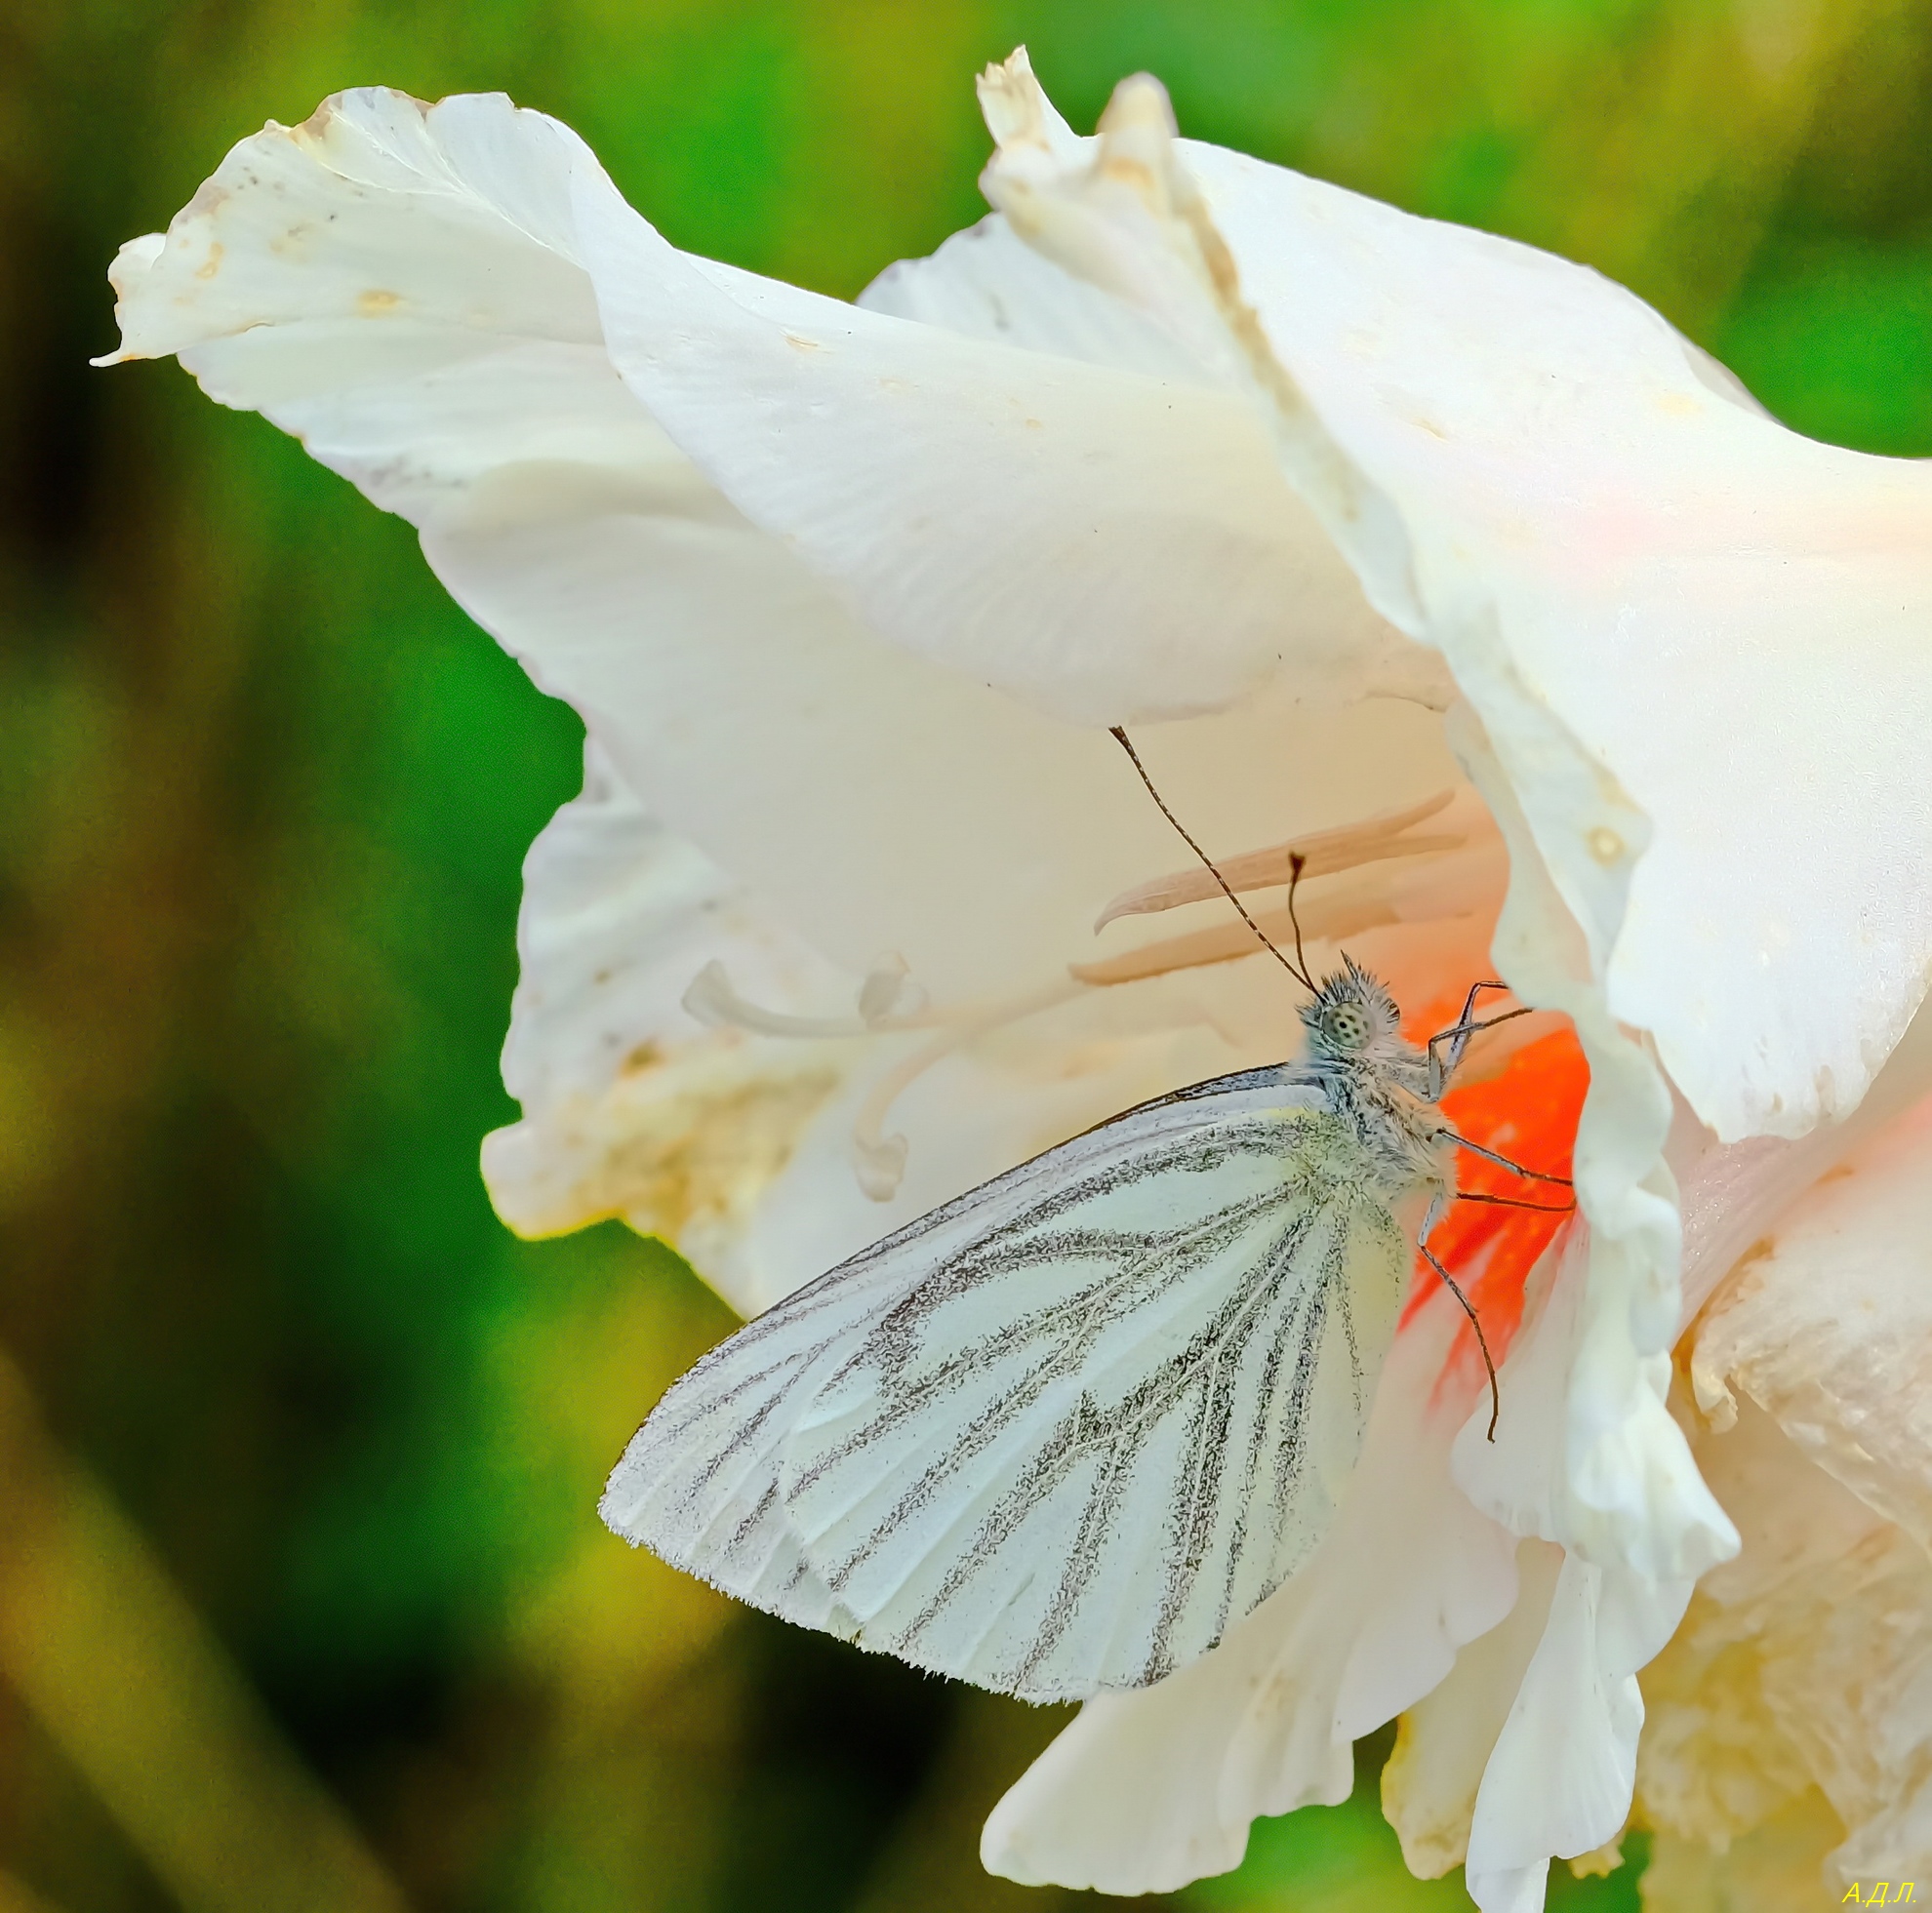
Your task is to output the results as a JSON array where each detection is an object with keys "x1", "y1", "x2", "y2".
[
  {"x1": 784, "y1": 332, "x2": 821, "y2": 352},
  {"x1": 193, "y1": 243, "x2": 223, "y2": 281},
  {"x1": 485, "y1": 1047, "x2": 841, "y2": 1264},
  {"x1": 356, "y1": 289, "x2": 402, "y2": 317},
  {"x1": 1096, "y1": 153, "x2": 1159, "y2": 195},
  {"x1": 1588, "y1": 825, "x2": 1625, "y2": 864}
]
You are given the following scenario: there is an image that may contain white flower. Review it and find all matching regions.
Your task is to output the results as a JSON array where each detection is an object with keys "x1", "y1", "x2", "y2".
[{"x1": 101, "y1": 51, "x2": 1932, "y2": 1910}]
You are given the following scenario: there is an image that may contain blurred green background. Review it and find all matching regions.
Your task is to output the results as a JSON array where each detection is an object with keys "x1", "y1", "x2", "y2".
[{"x1": 2, "y1": 1, "x2": 1928, "y2": 1907}]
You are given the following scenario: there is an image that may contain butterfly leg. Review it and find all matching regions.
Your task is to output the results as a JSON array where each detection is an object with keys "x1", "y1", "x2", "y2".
[
  {"x1": 1426, "y1": 982, "x2": 1537, "y2": 1096},
  {"x1": 1452, "y1": 1134, "x2": 1574, "y2": 1191},
  {"x1": 1428, "y1": 1008, "x2": 1537, "y2": 1098},
  {"x1": 1456, "y1": 1191, "x2": 1575, "y2": 1215},
  {"x1": 1416, "y1": 1190, "x2": 1502, "y2": 1442},
  {"x1": 1426, "y1": 980, "x2": 1504, "y2": 1096}
]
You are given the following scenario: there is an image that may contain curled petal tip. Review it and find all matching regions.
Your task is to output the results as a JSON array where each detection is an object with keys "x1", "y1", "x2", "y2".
[
  {"x1": 1097, "y1": 72, "x2": 1179, "y2": 142},
  {"x1": 977, "y1": 45, "x2": 1080, "y2": 162},
  {"x1": 977, "y1": 46, "x2": 1046, "y2": 146}
]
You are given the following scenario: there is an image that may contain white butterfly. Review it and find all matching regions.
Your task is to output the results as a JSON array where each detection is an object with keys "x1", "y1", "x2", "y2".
[{"x1": 599, "y1": 952, "x2": 1564, "y2": 1704}]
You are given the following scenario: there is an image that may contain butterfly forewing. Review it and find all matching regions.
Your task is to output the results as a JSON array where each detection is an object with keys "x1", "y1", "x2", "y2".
[{"x1": 601, "y1": 1064, "x2": 1409, "y2": 1703}]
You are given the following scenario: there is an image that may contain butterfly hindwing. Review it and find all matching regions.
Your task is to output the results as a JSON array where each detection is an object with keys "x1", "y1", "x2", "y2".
[{"x1": 600, "y1": 1064, "x2": 1409, "y2": 1702}]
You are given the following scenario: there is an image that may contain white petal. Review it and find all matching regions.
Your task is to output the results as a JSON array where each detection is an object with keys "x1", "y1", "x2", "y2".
[
  {"x1": 1636, "y1": 1402, "x2": 1860, "y2": 1853},
  {"x1": 861, "y1": 212, "x2": 1219, "y2": 384},
  {"x1": 1453, "y1": 1228, "x2": 1732, "y2": 1587},
  {"x1": 479, "y1": 740, "x2": 873, "y2": 1312},
  {"x1": 957, "y1": 60, "x2": 1746, "y2": 1622},
  {"x1": 963, "y1": 63, "x2": 1932, "y2": 1634},
  {"x1": 1641, "y1": 1397, "x2": 1932, "y2": 1891},
  {"x1": 105, "y1": 83, "x2": 1546, "y2": 1382},
  {"x1": 570, "y1": 169, "x2": 1429, "y2": 729},
  {"x1": 1381, "y1": 1539, "x2": 1563, "y2": 1879},
  {"x1": 978, "y1": 58, "x2": 1932, "y2": 1143},
  {"x1": 101, "y1": 90, "x2": 603, "y2": 378},
  {"x1": 488, "y1": 746, "x2": 1377, "y2": 1315},
  {"x1": 981, "y1": 1291, "x2": 1516, "y2": 1894},
  {"x1": 1689, "y1": 1085, "x2": 1932, "y2": 1549},
  {"x1": 1670, "y1": 993, "x2": 1932, "y2": 1326},
  {"x1": 1434, "y1": 1046, "x2": 1932, "y2": 1908},
  {"x1": 1464, "y1": 1553, "x2": 1692, "y2": 1912},
  {"x1": 488, "y1": 738, "x2": 1499, "y2": 1317},
  {"x1": 1200, "y1": 138, "x2": 1932, "y2": 1144},
  {"x1": 1441, "y1": 1110, "x2": 1703, "y2": 1910},
  {"x1": 429, "y1": 457, "x2": 1460, "y2": 1003},
  {"x1": 1455, "y1": 717, "x2": 1736, "y2": 1587},
  {"x1": 106, "y1": 85, "x2": 1521, "y2": 1335},
  {"x1": 105, "y1": 88, "x2": 1465, "y2": 1014}
]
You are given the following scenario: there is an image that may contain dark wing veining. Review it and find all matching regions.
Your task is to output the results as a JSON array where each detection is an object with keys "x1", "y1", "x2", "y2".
[{"x1": 600, "y1": 1064, "x2": 1407, "y2": 1701}]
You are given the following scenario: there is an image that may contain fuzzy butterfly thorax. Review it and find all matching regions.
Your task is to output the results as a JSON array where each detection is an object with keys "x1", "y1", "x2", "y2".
[{"x1": 1299, "y1": 956, "x2": 1457, "y2": 1196}]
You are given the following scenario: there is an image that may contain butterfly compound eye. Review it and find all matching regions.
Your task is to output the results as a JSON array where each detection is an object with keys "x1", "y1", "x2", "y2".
[{"x1": 1323, "y1": 1002, "x2": 1371, "y2": 1051}]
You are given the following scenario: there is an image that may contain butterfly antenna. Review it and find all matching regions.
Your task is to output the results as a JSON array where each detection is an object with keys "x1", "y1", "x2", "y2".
[
  {"x1": 1286, "y1": 852, "x2": 1314, "y2": 990},
  {"x1": 1109, "y1": 727, "x2": 1315, "y2": 991}
]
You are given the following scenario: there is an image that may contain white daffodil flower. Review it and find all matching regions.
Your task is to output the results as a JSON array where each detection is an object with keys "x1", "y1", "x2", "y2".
[{"x1": 101, "y1": 49, "x2": 1932, "y2": 1910}]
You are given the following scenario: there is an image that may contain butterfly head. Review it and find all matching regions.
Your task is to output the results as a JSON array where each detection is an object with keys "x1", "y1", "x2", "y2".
[{"x1": 1301, "y1": 955, "x2": 1407, "y2": 1071}]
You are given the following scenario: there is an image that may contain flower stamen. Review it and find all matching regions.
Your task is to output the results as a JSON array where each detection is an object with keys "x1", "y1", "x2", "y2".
[
  {"x1": 849, "y1": 979, "x2": 1089, "y2": 1200},
  {"x1": 1094, "y1": 786, "x2": 1466, "y2": 928},
  {"x1": 1073, "y1": 836, "x2": 1506, "y2": 988},
  {"x1": 684, "y1": 953, "x2": 1094, "y2": 1202},
  {"x1": 682, "y1": 952, "x2": 930, "y2": 1038}
]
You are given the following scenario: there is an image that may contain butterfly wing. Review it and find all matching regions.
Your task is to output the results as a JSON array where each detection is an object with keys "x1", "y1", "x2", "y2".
[{"x1": 600, "y1": 1064, "x2": 1409, "y2": 1702}]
